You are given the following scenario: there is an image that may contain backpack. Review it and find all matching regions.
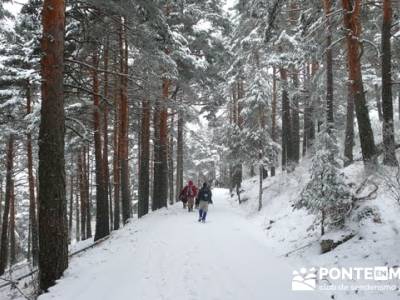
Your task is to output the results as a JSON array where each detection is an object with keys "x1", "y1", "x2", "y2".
[
  {"x1": 200, "y1": 188, "x2": 211, "y2": 202},
  {"x1": 187, "y1": 186, "x2": 195, "y2": 197}
]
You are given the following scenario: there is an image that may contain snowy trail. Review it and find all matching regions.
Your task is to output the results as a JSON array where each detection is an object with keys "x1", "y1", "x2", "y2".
[{"x1": 40, "y1": 189, "x2": 324, "y2": 300}]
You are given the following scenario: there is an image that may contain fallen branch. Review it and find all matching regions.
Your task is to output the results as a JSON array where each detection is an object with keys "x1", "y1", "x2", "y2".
[
  {"x1": 281, "y1": 241, "x2": 316, "y2": 257},
  {"x1": 0, "y1": 277, "x2": 32, "y2": 300}
]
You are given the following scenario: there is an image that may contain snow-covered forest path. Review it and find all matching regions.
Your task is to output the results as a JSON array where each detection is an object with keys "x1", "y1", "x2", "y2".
[{"x1": 39, "y1": 189, "x2": 322, "y2": 300}]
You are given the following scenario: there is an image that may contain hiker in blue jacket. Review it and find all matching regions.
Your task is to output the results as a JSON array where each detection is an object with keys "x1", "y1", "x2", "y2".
[{"x1": 196, "y1": 183, "x2": 213, "y2": 223}]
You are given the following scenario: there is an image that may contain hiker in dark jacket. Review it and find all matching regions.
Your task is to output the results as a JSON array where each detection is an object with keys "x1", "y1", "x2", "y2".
[{"x1": 197, "y1": 183, "x2": 212, "y2": 223}]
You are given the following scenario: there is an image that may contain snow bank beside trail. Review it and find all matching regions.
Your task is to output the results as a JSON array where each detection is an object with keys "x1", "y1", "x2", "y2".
[{"x1": 234, "y1": 161, "x2": 400, "y2": 299}]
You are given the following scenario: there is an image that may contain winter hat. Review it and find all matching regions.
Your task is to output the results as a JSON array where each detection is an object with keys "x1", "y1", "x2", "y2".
[
  {"x1": 189, "y1": 180, "x2": 193, "y2": 186},
  {"x1": 203, "y1": 182, "x2": 207, "y2": 188}
]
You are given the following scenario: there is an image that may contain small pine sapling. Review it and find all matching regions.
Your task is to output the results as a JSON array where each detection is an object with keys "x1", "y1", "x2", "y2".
[{"x1": 295, "y1": 130, "x2": 352, "y2": 236}]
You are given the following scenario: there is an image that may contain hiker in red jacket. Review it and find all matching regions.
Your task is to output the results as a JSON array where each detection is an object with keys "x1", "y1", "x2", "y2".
[{"x1": 179, "y1": 180, "x2": 198, "y2": 212}]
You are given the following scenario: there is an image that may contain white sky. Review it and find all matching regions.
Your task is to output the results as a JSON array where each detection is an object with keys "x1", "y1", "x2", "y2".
[
  {"x1": 223, "y1": 0, "x2": 237, "y2": 11},
  {"x1": 6, "y1": 0, "x2": 237, "y2": 16},
  {"x1": 4, "y1": 0, "x2": 27, "y2": 16}
]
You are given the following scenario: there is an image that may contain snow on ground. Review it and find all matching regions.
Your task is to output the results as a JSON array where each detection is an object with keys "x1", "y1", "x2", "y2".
[
  {"x1": 237, "y1": 160, "x2": 400, "y2": 300},
  {"x1": 37, "y1": 189, "x2": 325, "y2": 300},
  {"x1": 6, "y1": 159, "x2": 400, "y2": 300}
]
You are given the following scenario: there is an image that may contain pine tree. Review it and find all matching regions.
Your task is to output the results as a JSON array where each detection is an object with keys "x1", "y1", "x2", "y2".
[
  {"x1": 296, "y1": 130, "x2": 352, "y2": 236},
  {"x1": 38, "y1": 0, "x2": 68, "y2": 291},
  {"x1": 341, "y1": 0, "x2": 376, "y2": 166},
  {"x1": 0, "y1": 135, "x2": 14, "y2": 275},
  {"x1": 381, "y1": 0, "x2": 397, "y2": 166}
]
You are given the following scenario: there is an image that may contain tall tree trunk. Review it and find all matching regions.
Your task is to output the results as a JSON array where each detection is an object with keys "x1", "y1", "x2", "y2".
[
  {"x1": 292, "y1": 70, "x2": 300, "y2": 163},
  {"x1": 86, "y1": 149, "x2": 92, "y2": 238},
  {"x1": 38, "y1": 0, "x2": 68, "y2": 290},
  {"x1": 75, "y1": 164, "x2": 81, "y2": 243},
  {"x1": 153, "y1": 75, "x2": 169, "y2": 210},
  {"x1": 280, "y1": 68, "x2": 293, "y2": 171},
  {"x1": 79, "y1": 149, "x2": 87, "y2": 240},
  {"x1": 310, "y1": 62, "x2": 318, "y2": 140},
  {"x1": 92, "y1": 52, "x2": 110, "y2": 241},
  {"x1": 375, "y1": 84, "x2": 383, "y2": 122},
  {"x1": 176, "y1": 96, "x2": 184, "y2": 198},
  {"x1": 303, "y1": 63, "x2": 312, "y2": 156},
  {"x1": 258, "y1": 93, "x2": 264, "y2": 211},
  {"x1": 168, "y1": 111, "x2": 174, "y2": 205},
  {"x1": 233, "y1": 81, "x2": 243, "y2": 201},
  {"x1": 103, "y1": 35, "x2": 112, "y2": 228},
  {"x1": 160, "y1": 78, "x2": 170, "y2": 209},
  {"x1": 344, "y1": 85, "x2": 355, "y2": 166},
  {"x1": 0, "y1": 178, "x2": 3, "y2": 232},
  {"x1": 324, "y1": 0, "x2": 334, "y2": 130},
  {"x1": 228, "y1": 98, "x2": 234, "y2": 195},
  {"x1": 381, "y1": 0, "x2": 397, "y2": 166},
  {"x1": 113, "y1": 75, "x2": 120, "y2": 230},
  {"x1": 119, "y1": 22, "x2": 131, "y2": 223},
  {"x1": 149, "y1": 146, "x2": 154, "y2": 207},
  {"x1": 27, "y1": 82, "x2": 39, "y2": 266},
  {"x1": 152, "y1": 98, "x2": 161, "y2": 210},
  {"x1": 0, "y1": 135, "x2": 14, "y2": 275},
  {"x1": 398, "y1": 87, "x2": 400, "y2": 121},
  {"x1": 68, "y1": 169, "x2": 73, "y2": 244},
  {"x1": 342, "y1": 0, "x2": 376, "y2": 165},
  {"x1": 138, "y1": 96, "x2": 150, "y2": 218},
  {"x1": 9, "y1": 181, "x2": 15, "y2": 266},
  {"x1": 271, "y1": 67, "x2": 277, "y2": 176}
]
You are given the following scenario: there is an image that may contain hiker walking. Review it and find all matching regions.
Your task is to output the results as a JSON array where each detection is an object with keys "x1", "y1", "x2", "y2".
[
  {"x1": 179, "y1": 180, "x2": 198, "y2": 212},
  {"x1": 197, "y1": 183, "x2": 212, "y2": 223}
]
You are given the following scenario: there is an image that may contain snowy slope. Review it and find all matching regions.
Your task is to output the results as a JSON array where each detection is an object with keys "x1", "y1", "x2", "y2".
[
  {"x1": 236, "y1": 161, "x2": 400, "y2": 300},
  {"x1": 37, "y1": 189, "x2": 325, "y2": 300}
]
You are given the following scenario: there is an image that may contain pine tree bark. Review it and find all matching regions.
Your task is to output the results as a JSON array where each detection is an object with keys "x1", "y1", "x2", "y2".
[
  {"x1": 27, "y1": 82, "x2": 39, "y2": 266},
  {"x1": 302, "y1": 63, "x2": 312, "y2": 156},
  {"x1": 138, "y1": 96, "x2": 150, "y2": 218},
  {"x1": 0, "y1": 135, "x2": 14, "y2": 275},
  {"x1": 92, "y1": 52, "x2": 110, "y2": 241},
  {"x1": 38, "y1": 0, "x2": 68, "y2": 290},
  {"x1": 119, "y1": 22, "x2": 131, "y2": 223},
  {"x1": 233, "y1": 81, "x2": 243, "y2": 200},
  {"x1": 103, "y1": 35, "x2": 112, "y2": 228},
  {"x1": 153, "y1": 77, "x2": 169, "y2": 210},
  {"x1": 375, "y1": 84, "x2": 383, "y2": 122},
  {"x1": 381, "y1": 0, "x2": 397, "y2": 166},
  {"x1": 152, "y1": 98, "x2": 161, "y2": 210},
  {"x1": 168, "y1": 111, "x2": 175, "y2": 205},
  {"x1": 310, "y1": 62, "x2": 318, "y2": 140},
  {"x1": 68, "y1": 170, "x2": 73, "y2": 244},
  {"x1": 324, "y1": 0, "x2": 334, "y2": 129},
  {"x1": 113, "y1": 73, "x2": 120, "y2": 229},
  {"x1": 344, "y1": 85, "x2": 355, "y2": 166},
  {"x1": 341, "y1": 0, "x2": 376, "y2": 165},
  {"x1": 160, "y1": 79, "x2": 170, "y2": 208},
  {"x1": 176, "y1": 96, "x2": 184, "y2": 199},
  {"x1": 280, "y1": 68, "x2": 293, "y2": 171},
  {"x1": 271, "y1": 67, "x2": 277, "y2": 176},
  {"x1": 79, "y1": 149, "x2": 87, "y2": 240},
  {"x1": 398, "y1": 88, "x2": 400, "y2": 121},
  {"x1": 0, "y1": 179, "x2": 3, "y2": 231},
  {"x1": 9, "y1": 181, "x2": 15, "y2": 266},
  {"x1": 75, "y1": 166, "x2": 80, "y2": 242},
  {"x1": 86, "y1": 149, "x2": 92, "y2": 239},
  {"x1": 292, "y1": 70, "x2": 300, "y2": 163}
]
